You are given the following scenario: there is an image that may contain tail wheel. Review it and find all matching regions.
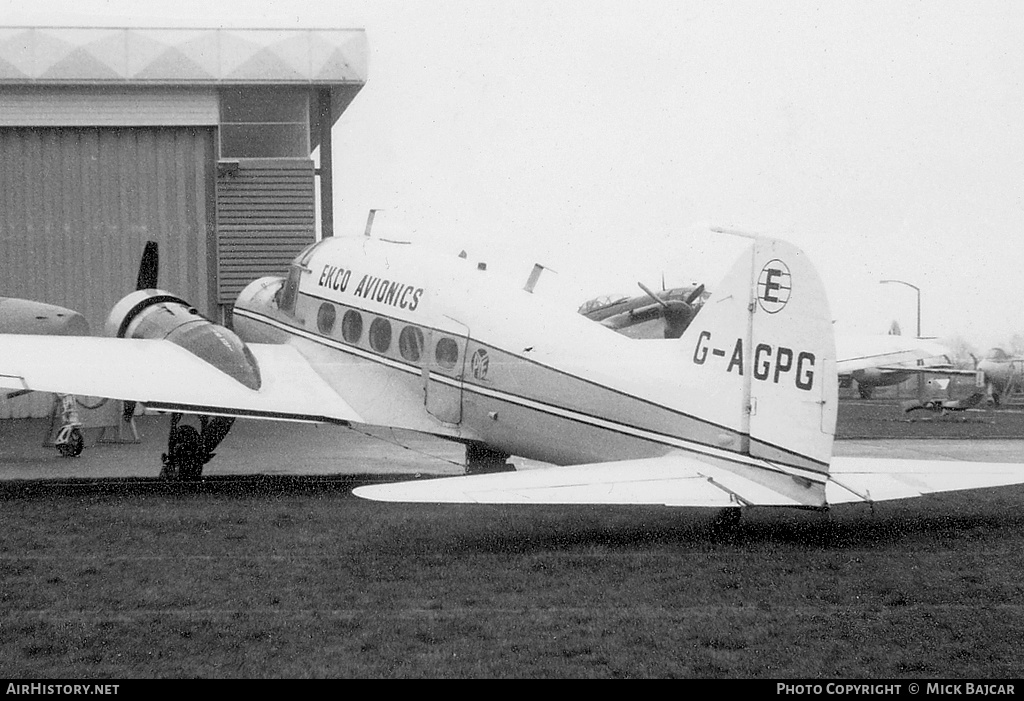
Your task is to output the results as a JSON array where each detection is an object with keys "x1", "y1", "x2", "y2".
[{"x1": 56, "y1": 428, "x2": 84, "y2": 458}]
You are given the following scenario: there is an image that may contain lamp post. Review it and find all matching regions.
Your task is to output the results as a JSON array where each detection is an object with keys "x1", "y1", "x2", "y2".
[
  {"x1": 880, "y1": 279, "x2": 923, "y2": 398},
  {"x1": 879, "y1": 279, "x2": 921, "y2": 337}
]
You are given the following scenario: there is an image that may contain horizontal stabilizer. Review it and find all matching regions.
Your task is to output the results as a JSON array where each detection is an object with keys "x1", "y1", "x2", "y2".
[
  {"x1": 356, "y1": 454, "x2": 1024, "y2": 507},
  {"x1": 355, "y1": 453, "x2": 820, "y2": 507},
  {"x1": 827, "y1": 457, "x2": 1024, "y2": 504}
]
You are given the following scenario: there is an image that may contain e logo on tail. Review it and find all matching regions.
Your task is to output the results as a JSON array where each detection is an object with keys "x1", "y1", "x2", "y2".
[{"x1": 757, "y1": 260, "x2": 791, "y2": 314}]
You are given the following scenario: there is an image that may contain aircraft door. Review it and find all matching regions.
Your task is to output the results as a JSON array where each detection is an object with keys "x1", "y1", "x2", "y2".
[{"x1": 422, "y1": 321, "x2": 469, "y2": 424}]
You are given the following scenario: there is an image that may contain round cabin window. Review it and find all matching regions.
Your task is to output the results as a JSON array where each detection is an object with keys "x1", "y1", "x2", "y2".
[
  {"x1": 316, "y1": 303, "x2": 336, "y2": 334},
  {"x1": 399, "y1": 326, "x2": 425, "y2": 362},
  {"x1": 369, "y1": 317, "x2": 392, "y2": 353},
  {"x1": 341, "y1": 310, "x2": 363, "y2": 343},
  {"x1": 435, "y1": 337, "x2": 459, "y2": 369}
]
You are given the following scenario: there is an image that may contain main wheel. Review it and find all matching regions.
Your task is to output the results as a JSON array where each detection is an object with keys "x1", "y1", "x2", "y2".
[
  {"x1": 162, "y1": 425, "x2": 205, "y2": 480},
  {"x1": 56, "y1": 428, "x2": 84, "y2": 458}
]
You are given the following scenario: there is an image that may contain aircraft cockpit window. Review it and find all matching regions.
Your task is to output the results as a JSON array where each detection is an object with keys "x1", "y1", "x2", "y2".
[
  {"x1": 294, "y1": 241, "x2": 319, "y2": 268},
  {"x1": 369, "y1": 318, "x2": 392, "y2": 353},
  {"x1": 577, "y1": 294, "x2": 629, "y2": 315},
  {"x1": 436, "y1": 337, "x2": 459, "y2": 369},
  {"x1": 278, "y1": 266, "x2": 302, "y2": 314},
  {"x1": 342, "y1": 310, "x2": 363, "y2": 343},
  {"x1": 317, "y1": 303, "x2": 336, "y2": 335},
  {"x1": 399, "y1": 326, "x2": 425, "y2": 362}
]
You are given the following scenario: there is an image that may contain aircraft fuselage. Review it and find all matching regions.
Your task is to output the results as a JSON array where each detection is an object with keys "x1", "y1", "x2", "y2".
[{"x1": 232, "y1": 237, "x2": 826, "y2": 476}]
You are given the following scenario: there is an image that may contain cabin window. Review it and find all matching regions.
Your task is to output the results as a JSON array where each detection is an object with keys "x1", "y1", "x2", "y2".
[
  {"x1": 316, "y1": 303, "x2": 336, "y2": 335},
  {"x1": 399, "y1": 326, "x2": 425, "y2": 362},
  {"x1": 436, "y1": 337, "x2": 459, "y2": 369},
  {"x1": 341, "y1": 310, "x2": 363, "y2": 343},
  {"x1": 369, "y1": 318, "x2": 392, "y2": 353}
]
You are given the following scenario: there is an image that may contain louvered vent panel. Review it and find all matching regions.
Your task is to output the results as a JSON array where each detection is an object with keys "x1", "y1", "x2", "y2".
[{"x1": 216, "y1": 158, "x2": 315, "y2": 304}]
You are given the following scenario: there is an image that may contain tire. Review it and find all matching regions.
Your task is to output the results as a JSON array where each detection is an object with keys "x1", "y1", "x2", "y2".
[
  {"x1": 57, "y1": 428, "x2": 84, "y2": 458},
  {"x1": 166, "y1": 425, "x2": 205, "y2": 481}
]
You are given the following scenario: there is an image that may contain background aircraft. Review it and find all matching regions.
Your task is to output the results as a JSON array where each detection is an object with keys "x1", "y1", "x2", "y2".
[
  {"x1": 974, "y1": 348, "x2": 1023, "y2": 405},
  {"x1": 2, "y1": 235, "x2": 1024, "y2": 520},
  {"x1": 0, "y1": 297, "x2": 88, "y2": 336},
  {"x1": 833, "y1": 334, "x2": 966, "y2": 399},
  {"x1": 0, "y1": 296, "x2": 91, "y2": 455},
  {"x1": 579, "y1": 283, "x2": 965, "y2": 399},
  {"x1": 901, "y1": 390, "x2": 986, "y2": 416},
  {"x1": 578, "y1": 282, "x2": 708, "y2": 339}
]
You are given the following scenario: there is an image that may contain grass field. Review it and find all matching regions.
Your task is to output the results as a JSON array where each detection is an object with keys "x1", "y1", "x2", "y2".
[
  {"x1": 837, "y1": 400, "x2": 1024, "y2": 439},
  {"x1": 3, "y1": 478, "x2": 1024, "y2": 678}
]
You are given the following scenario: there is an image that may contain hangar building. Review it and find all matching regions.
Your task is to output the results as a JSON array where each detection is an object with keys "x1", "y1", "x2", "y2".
[{"x1": 0, "y1": 26, "x2": 368, "y2": 417}]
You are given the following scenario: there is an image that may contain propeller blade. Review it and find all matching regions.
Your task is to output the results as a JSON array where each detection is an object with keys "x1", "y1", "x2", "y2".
[
  {"x1": 136, "y1": 241, "x2": 159, "y2": 290},
  {"x1": 637, "y1": 281, "x2": 669, "y2": 309},
  {"x1": 685, "y1": 284, "x2": 705, "y2": 305}
]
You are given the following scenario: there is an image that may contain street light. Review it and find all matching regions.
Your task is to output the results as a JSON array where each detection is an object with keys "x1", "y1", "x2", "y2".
[
  {"x1": 880, "y1": 278, "x2": 923, "y2": 398},
  {"x1": 879, "y1": 279, "x2": 921, "y2": 338}
]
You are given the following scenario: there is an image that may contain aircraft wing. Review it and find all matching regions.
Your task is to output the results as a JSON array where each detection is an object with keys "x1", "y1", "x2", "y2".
[
  {"x1": 871, "y1": 365, "x2": 975, "y2": 375},
  {"x1": 835, "y1": 335, "x2": 958, "y2": 375},
  {"x1": 0, "y1": 334, "x2": 362, "y2": 424},
  {"x1": 354, "y1": 453, "x2": 1024, "y2": 507},
  {"x1": 599, "y1": 303, "x2": 663, "y2": 330}
]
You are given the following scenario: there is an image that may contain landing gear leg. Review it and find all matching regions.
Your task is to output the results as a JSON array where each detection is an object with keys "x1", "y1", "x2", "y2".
[{"x1": 54, "y1": 394, "x2": 84, "y2": 458}]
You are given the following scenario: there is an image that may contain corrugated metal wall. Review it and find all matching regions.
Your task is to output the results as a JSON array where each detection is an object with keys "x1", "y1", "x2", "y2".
[
  {"x1": 216, "y1": 158, "x2": 315, "y2": 304},
  {"x1": 0, "y1": 126, "x2": 215, "y2": 417}
]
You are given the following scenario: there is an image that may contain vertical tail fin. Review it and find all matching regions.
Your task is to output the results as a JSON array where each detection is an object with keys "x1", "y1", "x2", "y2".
[{"x1": 678, "y1": 237, "x2": 837, "y2": 486}]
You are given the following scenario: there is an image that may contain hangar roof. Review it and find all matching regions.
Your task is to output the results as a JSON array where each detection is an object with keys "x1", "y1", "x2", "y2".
[{"x1": 0, "y1": 26, "x2": 367, "y2": 123}]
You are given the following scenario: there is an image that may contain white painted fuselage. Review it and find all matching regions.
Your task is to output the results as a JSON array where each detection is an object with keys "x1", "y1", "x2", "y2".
[{"x1": 232, "y1": 236, "x2": 829, "y2": 478}]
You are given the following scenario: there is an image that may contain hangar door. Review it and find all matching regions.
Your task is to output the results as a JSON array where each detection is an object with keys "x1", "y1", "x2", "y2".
[
  {"x1": 0, "y1": 126, "x2": 216, "y2": 418},
  {"x1": 0, "y1": 127, "x2": 216, "y2": 331}
]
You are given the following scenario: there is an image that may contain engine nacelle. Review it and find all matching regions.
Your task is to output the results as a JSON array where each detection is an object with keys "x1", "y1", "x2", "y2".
[
  {"x1": 104, "y1": 289, "x2": 261, "y2": 390},
  {"x1": 0, "y1": 298, "x2": 90, "y2": 336}
]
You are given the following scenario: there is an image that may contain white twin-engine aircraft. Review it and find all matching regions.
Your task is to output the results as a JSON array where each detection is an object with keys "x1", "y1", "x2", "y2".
[{"x1": 2, "y1": 234, "x2": 1024, "y2": 513}]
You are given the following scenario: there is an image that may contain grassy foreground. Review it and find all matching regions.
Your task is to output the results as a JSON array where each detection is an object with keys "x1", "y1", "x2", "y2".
[{"x1": 2, "y1": 481, "x2": 1024, "y2": 678}]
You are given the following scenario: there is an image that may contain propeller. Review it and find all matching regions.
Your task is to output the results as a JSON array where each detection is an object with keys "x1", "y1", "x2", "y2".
[
  {"x1": 135, "y1": 241, "x2": 159, "y2": 290},
  {"x1": 684, "y1": 284, "x2": 705, "y2": 306},
  {"x1": 123, "y1": 240, "x2": 159, "y2": 440},
  {"x1": 637, "y1": 282, "x2": 704, "y2": 339}
]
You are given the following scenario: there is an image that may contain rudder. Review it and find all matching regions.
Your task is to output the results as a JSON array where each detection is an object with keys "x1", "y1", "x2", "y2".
[{"x1": 677, "y1": 236, "x2": 837, "y2": 483}]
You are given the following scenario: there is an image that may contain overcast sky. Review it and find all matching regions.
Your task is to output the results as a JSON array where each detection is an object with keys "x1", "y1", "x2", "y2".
[{"x1": 5, "y1": 0, "x2": 1023, "y2": 350}]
